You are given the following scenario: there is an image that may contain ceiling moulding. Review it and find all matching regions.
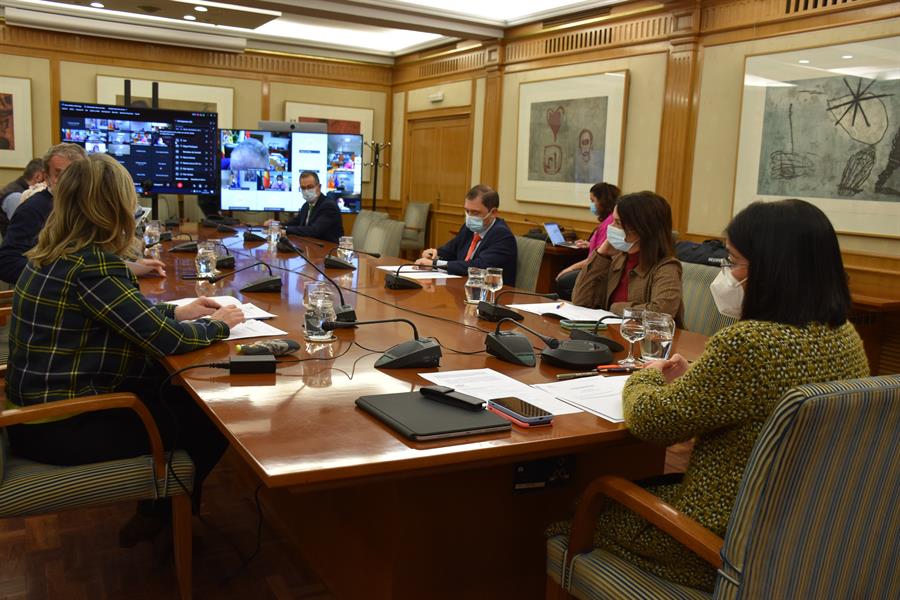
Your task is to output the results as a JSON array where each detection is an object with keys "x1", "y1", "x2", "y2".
[
  {"x1": 246, "y1": 43, "x2": 394, "y2": 67},
  {"x1": 3, "y1": 6, "x2": 247, "y2": 52}
]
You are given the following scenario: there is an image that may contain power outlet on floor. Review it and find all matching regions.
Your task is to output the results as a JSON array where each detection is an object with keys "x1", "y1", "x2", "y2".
[{"x1": 513, "y1": 455, "x2": 575, "y2": 492}]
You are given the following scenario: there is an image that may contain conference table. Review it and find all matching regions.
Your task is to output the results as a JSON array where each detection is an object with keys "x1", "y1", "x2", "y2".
[{"x1": 140, "y1": 228, "x2": 707, "y2": 600}]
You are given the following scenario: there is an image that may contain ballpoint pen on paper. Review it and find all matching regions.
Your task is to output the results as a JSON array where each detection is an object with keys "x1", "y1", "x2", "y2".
[{"x1": 556, "y1": 371, "x2": 600, "y2": 380}]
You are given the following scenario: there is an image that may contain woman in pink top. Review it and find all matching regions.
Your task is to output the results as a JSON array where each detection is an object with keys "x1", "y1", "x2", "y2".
[{"x1": 555, "y1": 182, "x2": 621, "y2": 300}]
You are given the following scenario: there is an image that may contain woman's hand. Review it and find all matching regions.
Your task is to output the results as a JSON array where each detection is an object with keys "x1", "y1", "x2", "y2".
[
  {"x1": 556, "y1": 266, "x2": 573, "y2": 281},
  {"x1": 574, "y1": 239, "x2": 590, "y2": 249},
  {"x1": 210, "y1": 305, "x2": 244, "y2": 329},
  {"x1": 597, "y1": 239, "x2": 617, "y2": 257},
  {"x1": 174, "y1": 297, "x2": 222, "y2": 321},
  {"x1": 643, "y1": 353, "x2": 689, "y2": 383}
]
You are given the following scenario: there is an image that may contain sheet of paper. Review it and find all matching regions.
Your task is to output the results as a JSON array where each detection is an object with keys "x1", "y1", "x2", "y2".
[
  {"x1": 419, "y1": 368, "x2": 583, "y2": 416},
  {"x1": 167, "y1": 296, "x2": 277, "y2": 320},
  {"x1": 533, "y1": 376, "x2": 630, "y2": 423},
  {"x1": 377, "y1": 266, "x2": 462, "y2": 280},
  {"x1": 507, "y1": 301, "x2": 622, "y2": 324},
  {"x1": 225, "y1": 319, "x2": 288, "y2": 341}
]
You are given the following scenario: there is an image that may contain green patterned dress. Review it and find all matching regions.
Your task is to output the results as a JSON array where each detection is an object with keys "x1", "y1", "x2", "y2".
[{"x1": 547, "y1": 320, "x2": 869, "y2": 590}]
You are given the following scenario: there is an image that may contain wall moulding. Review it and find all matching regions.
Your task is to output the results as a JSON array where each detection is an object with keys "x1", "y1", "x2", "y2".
[{"x1": 700, "y1": 0, "x2": 896, "y2": 35}]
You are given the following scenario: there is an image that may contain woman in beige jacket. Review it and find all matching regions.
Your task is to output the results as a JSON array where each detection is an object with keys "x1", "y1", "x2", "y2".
[{"x1": 571, "y1": 191, "x2": 683, "y2": 324}]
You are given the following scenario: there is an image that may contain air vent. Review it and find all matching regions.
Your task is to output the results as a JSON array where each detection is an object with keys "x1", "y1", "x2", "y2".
[
  {"x1": 542, "y1": 7, "x2": 612, "y2": 29},
  {"x1": 137, "y1": 5, "x2": 162, "y2": 13}
]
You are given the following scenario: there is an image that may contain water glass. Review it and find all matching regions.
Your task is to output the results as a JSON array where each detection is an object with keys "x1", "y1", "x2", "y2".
[
  {"x1": 618, "y1": 308, "x2": 646, "y2": 366},
  {"x1": 144, "y1": 220, "x2": 160, "y2": 247},
  {"x1": 464, "y1": 276, "x2": 485, "y2": 304},
  {"x1": 194, "y1": 241, "x2": 218, "y2": 278},
  {"x1": 267, "y1": 220, "x2": 282, "y2": 246},
  {"x1": 338, "y1": 236, "x2": 354, "y2": 261},
  {"x1": 484, "y1": 267, "x2": 503, "y2": 303},
  {"x1": 640, "y1": 311, "x2": 676, "y2": 362},
  {"x1": 467, "y1": 267, "x2": 486, "y2": 279},
  {"x1": 304, "y1": 289, "x2": 337, "y2": 342}
]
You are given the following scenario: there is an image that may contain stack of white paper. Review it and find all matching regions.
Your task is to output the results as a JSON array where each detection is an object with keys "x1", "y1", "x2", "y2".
[
  {"x1": 533, "y1": 376, "x2": 629, "y2": 423},
  {"x1": 377, "y1": 266, "x2": 461, "y2": 280},
  {"x1": 225, "y1": 319, "x2": 288, "y2": 341},
  {"x1": 168, "y1": 295, "x2": 277, "y2": 320},
  {"x1": 506, "y1": 302, "x2": 622, "y2": 324},
  {"x1": 419, "y1": 368, "x2": 583, "y2": 416}
]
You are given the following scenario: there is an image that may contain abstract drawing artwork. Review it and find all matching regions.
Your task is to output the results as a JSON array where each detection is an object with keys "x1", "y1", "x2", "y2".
[
  {"x1": 0, "y1": 77, "x2": 32, "y2": 168},
  {"x1": 756, "y1": 75, "x2": 899, "y2": 202},
  {"x1": 516, "y1": 71, "x2": 627, "y2": 207}
]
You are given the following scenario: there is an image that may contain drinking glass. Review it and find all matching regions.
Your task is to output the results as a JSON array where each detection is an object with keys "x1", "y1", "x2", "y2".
[
  {"x1": 640, "y1": 311, "x2": 676, "y2": 362},
  {"x1": 467, "y1": 267, "x2": 486, "y2": 279},
  {"x1": 338, "y1": 236, "x2": 354, "y2": 261},
  {"x1": 194, "y1": 241, "x2": 218, "y2": 278},
  {"x1": 484, "y1": 267, "x2": 503, "y2": 304},
  {"x1": 618, "y1": 308, "x2": 646, "y2": 366},
  {"x1": 304, "y1": 289, "x2": 337, "y2": 342},
  {"x1": 464, "y1": 275, "x2": 485, "y2": 304},
  {"x1": 267, "y1": 220, "x2": 282, "y2": 246},
  {"x1": 144, "y1": 220, "x2": 160, "y2": 247}
]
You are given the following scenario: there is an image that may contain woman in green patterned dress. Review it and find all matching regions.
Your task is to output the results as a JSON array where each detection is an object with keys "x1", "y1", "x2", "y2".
[{"x1": 548, "y1": 199, "x2": 869, "y2": 591}]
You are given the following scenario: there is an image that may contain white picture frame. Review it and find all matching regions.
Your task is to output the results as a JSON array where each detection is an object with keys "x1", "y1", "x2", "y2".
[{"x1": 0, "y1": 76, "x2": 33, "y2": 168}]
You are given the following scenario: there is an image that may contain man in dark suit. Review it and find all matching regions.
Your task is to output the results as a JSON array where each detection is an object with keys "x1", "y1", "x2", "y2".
[
  {"x1": 279, "y1": 170, "x2": 344, "y2": 244},
  {"x1": 415, "y1": 184, "x2": 517, "y2": 284}
]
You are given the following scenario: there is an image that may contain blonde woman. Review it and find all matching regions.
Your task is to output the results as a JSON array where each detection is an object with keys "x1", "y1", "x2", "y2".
[{"x1": 5, "y1": 154, "x2": 243, "y2": 546}]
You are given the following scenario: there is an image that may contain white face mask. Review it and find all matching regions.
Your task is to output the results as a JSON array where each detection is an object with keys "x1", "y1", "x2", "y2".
[
  {"x1": 606, "y1": 224, "x2": 635, "y2": 252},
  {"x1": 302, "y1": 188, "x2": 318, "y2": 204},
  {"x1": 709, "y1": 268, "x2": 746, "y2": 319}
]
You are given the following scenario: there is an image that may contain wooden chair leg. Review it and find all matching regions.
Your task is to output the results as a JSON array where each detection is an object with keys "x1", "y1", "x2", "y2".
[{"x1": 172, "y1": 494, "x2": 193, "y2": 600}]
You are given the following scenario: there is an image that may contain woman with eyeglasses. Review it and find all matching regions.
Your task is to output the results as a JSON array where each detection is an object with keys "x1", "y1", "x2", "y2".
[
  {"x1": 570, "y1": 190, "x2": 683, "y2": 323},
  {"x1": 548, "y1": 199, "x2": 868, "y2": 591}
]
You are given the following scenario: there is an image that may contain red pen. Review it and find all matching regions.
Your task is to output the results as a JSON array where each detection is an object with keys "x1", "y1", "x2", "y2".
[{"x1": 596, "y1": 365, "x2": 638, "y2": 374}]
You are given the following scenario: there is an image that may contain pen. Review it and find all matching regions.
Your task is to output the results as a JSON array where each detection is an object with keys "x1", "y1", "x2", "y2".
[
  {"x1": 556, "y1": 371, "x2": 599, "y2": 380},
  {"x1": 556, "y1": 303, "x2": 563, "y2": 309},
  {"x1": 597, "y1": 366, "x2": 637, "y2": 373}
]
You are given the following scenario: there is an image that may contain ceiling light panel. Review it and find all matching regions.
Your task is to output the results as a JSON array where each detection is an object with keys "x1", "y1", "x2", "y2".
[
  {"x1": 254, "y1": 14, "x2": 443, "y2": 53},
  {"x1": 371, "y1": 0, "x2": 595, "y2": 23}
]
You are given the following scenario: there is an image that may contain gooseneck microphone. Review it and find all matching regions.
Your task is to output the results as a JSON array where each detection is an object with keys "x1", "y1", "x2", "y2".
[
  {"x1": 323, "y1": 318, "x2": 441, "y2": 369},
  {"x1": 485, "y1": 317, "x2": 560, "y2": 367},
  {"x1": 207, "y1": 260, "x2": 282, "y2": 292},
  {"x1": 213, "y1": 240, "x2": 235, "y2": 270},
  {"x1": 324, "y1": 247, "x2": 382, "y2": 270},
  {"x1": 569, "y1": 314, "x2": 625, "y2": 351},
  {"x1": 385, "y1": 264, "x2": 433, "y2": 290},
  {"x1": 277, "y1": 236, "x2": 356, "y2": 322},
  {"x1": 477, "y1": 290, "x2": 559, "y2": 322}
]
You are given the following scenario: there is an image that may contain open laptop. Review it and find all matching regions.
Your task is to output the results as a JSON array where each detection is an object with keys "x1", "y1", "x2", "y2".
[{"x1": 543, "y1": 222, "x2": 579, "y2": 248}]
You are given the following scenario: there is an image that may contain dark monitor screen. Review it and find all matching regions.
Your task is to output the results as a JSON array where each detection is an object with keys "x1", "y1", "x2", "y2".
[{"x1": 59, "y1": 101, "x2": 218, "y2": 195}]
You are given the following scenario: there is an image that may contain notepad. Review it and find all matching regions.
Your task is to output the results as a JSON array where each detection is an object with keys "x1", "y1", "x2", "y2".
[{"x1": 507, "y1": 302, "x2": 622, "y2": 324}]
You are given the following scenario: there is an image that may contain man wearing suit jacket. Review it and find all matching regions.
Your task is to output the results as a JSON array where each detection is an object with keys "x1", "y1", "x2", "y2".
[
  {"x1": 415, "y1": 184, "x2": 517, "y2": 284},
  {"x1": 281, "y1": 170, "x2": 344, "y2": 244}
]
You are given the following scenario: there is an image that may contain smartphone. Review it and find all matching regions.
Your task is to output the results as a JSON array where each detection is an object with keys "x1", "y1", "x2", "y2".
[{"x1": 488, "y1": 397, "x2": 553, "y2": 426}]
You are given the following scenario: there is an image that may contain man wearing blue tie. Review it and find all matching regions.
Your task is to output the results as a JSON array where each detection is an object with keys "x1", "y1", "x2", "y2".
[{"x1": 415, "y1": 184, "x2": 517, "y2": 284}]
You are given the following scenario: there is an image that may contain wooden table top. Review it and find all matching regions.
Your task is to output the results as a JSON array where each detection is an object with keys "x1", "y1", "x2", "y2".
[{"x1": 142, "y1": 229, "x2": 708, "y2": 489}]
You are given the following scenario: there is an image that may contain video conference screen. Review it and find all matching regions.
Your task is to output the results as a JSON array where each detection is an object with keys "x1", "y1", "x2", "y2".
[
  {"x1": 59, "y1": 101, "x2": 218, "y2": 195},
  {"x1": 219, "y1": 130, "x2": 363, "y2": 213}
]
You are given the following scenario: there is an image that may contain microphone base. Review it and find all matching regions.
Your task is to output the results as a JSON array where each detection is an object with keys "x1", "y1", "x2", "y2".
[
  {"x1": 217, "y1": 224, "x2": 238, "y2": 233},
  {"x1": 158, "y1": 231, "x2": 173, "y2": 242},
  {"x1": 170, "y1": 241, "x2": 198, "y2": 253},
  {"x1": 244, "y1": 231, "x2": 266, "y2": 242},
  {"x1": 335, "y1": 304, "x2": 357, "y2": 322},
  {"x1": 276, "y1": 237, "x2": 297, "y2": 253},
  {"x1": 375, "y1": 338, "x2": 442, "y2": 369},
  {"x1": 385, "y1": 273, "x2": 422, "y2": 290},
  {"x1": 485, "y1": 331, "x2": 536, "y2": 367},
  {"x1": 216, "y1": 256, "x2": 235, "y2": 270},
  {"x1": 324, "y1": 256, "x2": 356, "y2": 270},
  {"x1": 240, "y1": 275, "x2": 283, "y2": 293},
  {"x1": 477, "y1": 301, "x2": 524, "y2": 322},
  {"x1": 541, "y1": 339, "x2": 613, "y2": 370},
  {"x1": 569, "y1": 329, "x2": 625, "y2": 353}
]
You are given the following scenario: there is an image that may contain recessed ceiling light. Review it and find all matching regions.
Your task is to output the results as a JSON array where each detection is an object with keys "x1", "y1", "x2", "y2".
[
  {"x1": 842, "y1": 55, "x2": 854, "y2": 60},
  {"x1": 798, "y1": 59, "x2": 810, "y2": 64},
  {"x1": 194, "y1": 5, "x2": 208, "y2": 12},
  {"x1": 89, "y1": 2, "x2": 104, "y2": 7},
  {"x1": 183, "y1": 14, "x2": 197, "y2": 21}
]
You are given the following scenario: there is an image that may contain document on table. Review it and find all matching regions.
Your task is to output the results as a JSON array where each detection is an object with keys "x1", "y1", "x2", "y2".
[
  {"x1": 533, "y1": 376, "x2": 630, "y2": 423},
  {"x1": 506, "y1": 302, "x2": 622, "y2": 324},
  {"x1": 377, "y1": 266, "x2": 462, "y2": 280},
  {"x1": 225, "y1": 319, "x2": 288, "y2": 341},
  {"x1": 419, "y1": 368, "x2": 583, "y2": 416},
  {"x1": 167, "y1": 295, "x2": 277, "y2": 320}
]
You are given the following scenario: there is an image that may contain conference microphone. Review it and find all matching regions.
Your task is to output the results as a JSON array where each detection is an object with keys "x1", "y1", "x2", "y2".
[
  {"x1": 569, "y1": 314, "x2": 625, "y2": 351},
  {"x1": 323, "y1": 247, "x2": 382, "y2": 270},
  {"x1": 206, "y1": 260, "x2": 282, "y2": 292},
  {"x1": 385, "y1": 264, "x2": 434, "y2": 290},
  {"x1": 244, "y1": 227, "x2": 266, "y2": 242},
  {"x1": 170, "y1": 233, "x2": 196, "y2": 252},
  {"x1": 277, "y1": 236, "x2": 356, "y2": 322},
  {"x1": 213, "y1": 240, "x2": 235, "y2": 270},
  {"x1": 323, "y1": 318, "x2": 441, "y2": 369},
  {"x1": 485, "y1": 318, "x2": 560, "y2": 367},
  {"x1": 477, "y1": 290, "x2": 559, "y2": 322}
]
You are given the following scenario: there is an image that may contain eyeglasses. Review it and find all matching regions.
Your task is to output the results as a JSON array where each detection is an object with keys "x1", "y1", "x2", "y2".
[{"x1": 720, "y1": 257, "x2": 749, "y2": 271}]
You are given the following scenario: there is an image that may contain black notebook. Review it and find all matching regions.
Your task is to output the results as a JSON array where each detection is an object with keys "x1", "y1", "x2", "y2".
[{"x1": 356, "y1": 392, "x2": 511, "y2": 441}]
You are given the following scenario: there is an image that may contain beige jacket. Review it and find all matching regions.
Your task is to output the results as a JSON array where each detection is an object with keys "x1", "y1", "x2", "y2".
[{"x1": 571, "y1": 250, "x2": 684, "y2": 324}]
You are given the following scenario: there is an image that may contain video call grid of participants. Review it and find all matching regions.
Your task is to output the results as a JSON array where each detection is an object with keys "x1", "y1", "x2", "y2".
[
  {"x1": 62, "y1": 119, "x2": 170, "y2": 157},
  {"x1": 220, "y1": 130, "x2": 292, "y2": 194}
]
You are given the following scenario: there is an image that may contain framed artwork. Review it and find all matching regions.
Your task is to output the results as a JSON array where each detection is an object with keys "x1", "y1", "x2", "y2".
[
  {"x1": 284, "y1": 101, "x2": 374, "y2": 181},
  {"x1": 0, "y1": 76, "x2": 33, "y2": 168},
  {"x1": 515, "y1": 70, "x2": 628, "y2": 207},
  {"x1": 96, "y1": 75, "x2": 234, "y2": 127},
  {"x1": 733, "y1": 35, "x2": 900, "y2": 238}
]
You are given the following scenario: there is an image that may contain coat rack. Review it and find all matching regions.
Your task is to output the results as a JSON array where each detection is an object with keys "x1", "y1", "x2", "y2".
[{"x1": 364, "y1": 141, "x2": 390, "y2": 211}]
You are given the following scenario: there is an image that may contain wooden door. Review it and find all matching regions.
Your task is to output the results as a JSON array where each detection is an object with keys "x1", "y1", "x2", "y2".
[{"x1": 403, "y1": 114, "x2": 472, "y2": 248}]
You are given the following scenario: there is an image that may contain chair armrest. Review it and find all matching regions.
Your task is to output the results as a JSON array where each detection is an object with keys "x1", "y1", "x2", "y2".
[
  {"x1": 0, "y1": 290, "x2": 13, "y2": 300},
  {"x1": 0, "y1": 393, "x2": 168, "y2": 480},
  {"x1": 567, "y1": 475, "x2": 723, "y2": 569}
]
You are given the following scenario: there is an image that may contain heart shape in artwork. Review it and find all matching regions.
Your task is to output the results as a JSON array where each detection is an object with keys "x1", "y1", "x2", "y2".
[{"x1": 546, "y1": 107, "x2": 564, "y2": 141}]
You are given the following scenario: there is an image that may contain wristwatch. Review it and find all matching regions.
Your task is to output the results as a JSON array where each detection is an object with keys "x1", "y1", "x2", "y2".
[{"x1": 432, "y1": 259, "x2": 438, "y2": 268}]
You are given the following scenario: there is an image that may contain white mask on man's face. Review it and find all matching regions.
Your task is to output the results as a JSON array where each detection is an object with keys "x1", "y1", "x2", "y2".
[{"x1": 302, "y1": 188, "x2": 318, "y2": 204}]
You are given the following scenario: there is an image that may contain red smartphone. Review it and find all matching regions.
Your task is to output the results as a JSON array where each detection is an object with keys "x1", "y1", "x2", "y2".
[{"x1": 488, "y1": 397, "x2": 553, "y2": 427}]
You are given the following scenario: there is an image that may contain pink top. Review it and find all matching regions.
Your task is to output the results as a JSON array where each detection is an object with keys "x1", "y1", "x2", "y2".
[{"x1": 588, "y1": 212, "x2": 615, "y2": 252}]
